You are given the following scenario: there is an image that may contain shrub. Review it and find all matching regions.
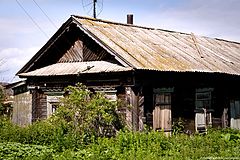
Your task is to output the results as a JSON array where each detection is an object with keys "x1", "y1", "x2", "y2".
[
  {"x1": 50, "y1": 83, "x2": 124, "y2": 142},
  {"x1": 19, "y1": 120, "x2": 56, "y2": 145},
  {"x1": 0, "y1": 117, "x2": 22, "y2": 143},
  {"x1": 0, "y1": 142, "x2": 54, "y2": 160}
]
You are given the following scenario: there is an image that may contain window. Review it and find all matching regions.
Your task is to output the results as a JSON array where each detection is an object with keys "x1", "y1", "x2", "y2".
[
  {"x1": 195, "y1": 88, "x2": 213, "y2": 109},
  {"x1": 230, "y1": 100, "x2": 240, "y2": 129},
  {"x1": 195, "y1": 88, "x2": 214, "y2": 132},
  {"x1": 230, "y1": 100, "x2": 240, "y2": 119}
]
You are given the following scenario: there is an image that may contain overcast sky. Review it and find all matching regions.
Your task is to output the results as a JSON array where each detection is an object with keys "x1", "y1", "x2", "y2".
[{"x1": 0, "y1": 0, "x2": 240, "y2": 82}]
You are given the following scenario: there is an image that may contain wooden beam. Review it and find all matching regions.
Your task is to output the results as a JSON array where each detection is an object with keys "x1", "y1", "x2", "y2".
[
  {"x1": 131, "y1": 88, "x2": 139, "y2": 131},
  {"x1": 191, "y1": 33, "x2": 204, "y2": 58}
]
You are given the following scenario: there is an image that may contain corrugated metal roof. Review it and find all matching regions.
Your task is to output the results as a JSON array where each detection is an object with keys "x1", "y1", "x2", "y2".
[
  {"x1": 18, "y1": 61, "x2": 132, "y2": 77},
  {"x1": 72, "y1": 16, "x2": 240, "y2": 75}
]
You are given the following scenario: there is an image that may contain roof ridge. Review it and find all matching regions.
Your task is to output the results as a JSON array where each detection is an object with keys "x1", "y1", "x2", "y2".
[
  {"x1": 71, "y1": 15, "x2": 240, "y2": 45},
  {"x1": 71, "y1": 15, "x2": 188, "y2": 34}
]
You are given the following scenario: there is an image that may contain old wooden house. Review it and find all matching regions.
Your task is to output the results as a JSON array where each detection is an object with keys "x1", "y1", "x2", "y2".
[{"x1": 13, "y1": 15, "x2": 240, "y2": 132}]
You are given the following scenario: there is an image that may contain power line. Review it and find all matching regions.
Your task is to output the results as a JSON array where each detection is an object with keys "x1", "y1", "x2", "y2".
[
  {"x1": 16, "y1": 0, "x2": 83, "y2": 74},
  {"x1": 31, "y1": 0, "x2": 79, "y2": 53},
  {"x1": 15, "y1": 0, "x2": 64, "y2": 67},
  {"x1": 32, "y1": 0, "x2": 58, "y2": 29},
  {"x1": 15, "y1": 0, "x2": 49, "y2": 39},
  {"x1": 32, "y1": 0, "x2": 95, "y2": 64}
]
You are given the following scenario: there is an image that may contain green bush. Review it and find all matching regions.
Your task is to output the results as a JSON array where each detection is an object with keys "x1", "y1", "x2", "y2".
[
  {"x1": 50, "y1": 83, "x2": 124, "y2": 141},
  {"x1": 0, "y1": 142, "x2": 54, "y2": 160},
  {"x1": 18, "y1": 121, "x2": 52, "y2": 145},
  {"x1": 0, "y1": 117, "x2": 22, "y2": 143}
]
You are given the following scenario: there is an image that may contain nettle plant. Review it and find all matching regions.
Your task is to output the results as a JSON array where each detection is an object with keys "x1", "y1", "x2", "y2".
[{"x1": 50, "y1": 83, "x2": 124, "y2": 139}]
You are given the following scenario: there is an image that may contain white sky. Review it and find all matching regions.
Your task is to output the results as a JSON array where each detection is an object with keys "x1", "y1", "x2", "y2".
[{"x1": 0, "y1": 0, "x2": 240, "y2": 82}]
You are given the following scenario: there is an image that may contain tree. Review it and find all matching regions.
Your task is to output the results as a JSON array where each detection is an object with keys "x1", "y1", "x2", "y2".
[
  {"x1": 0, "y1": 58, "x2": 5, "y2": 75},
  {"x1": 0, "y1": 85, "x2": 5, "y2": 114},
  {"x1": 0, "y1": 84, "x2": 13, "y2": 117},
  {"x1": 0, "y1": 58, "x2": 6, "y2": 82},
  {"x1": 50, "y1": 83, "x2": 124, "y2": 139}
]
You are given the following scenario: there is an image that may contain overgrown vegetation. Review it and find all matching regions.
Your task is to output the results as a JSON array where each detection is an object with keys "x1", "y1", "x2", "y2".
[
  {"x1": 0, "y1": 84, "x2": 240, "y2": 159},
  {"x1": 0, "y1": 85, "x2": 5, "y2": 114},
  {"x1": 0, "y1": 142, "x2": 54, "y2": 160},
  {"x1": 0, "y1": 85, "x2": 12, "y2": 117},
  {"x1": 50, "y1": 84, "x2": 123, "y2": 139}
]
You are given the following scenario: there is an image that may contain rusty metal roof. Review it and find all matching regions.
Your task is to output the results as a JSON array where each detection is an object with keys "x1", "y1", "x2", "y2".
[
  {"x1": 18, "y1": 61, "x2": 132, "y2": 77},
  {"x1": 72, "y1": 16, "x2": 240, "y2": 75}
]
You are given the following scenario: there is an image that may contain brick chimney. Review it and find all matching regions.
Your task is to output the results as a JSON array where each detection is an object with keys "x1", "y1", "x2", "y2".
[{"x1": 127, "y1": 14, "x2": 133, "y2": 25}]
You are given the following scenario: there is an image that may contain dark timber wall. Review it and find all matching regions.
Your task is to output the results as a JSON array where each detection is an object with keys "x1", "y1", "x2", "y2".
[{"x1": 32, "y1": 89, "x2": 47, "y2": 122}]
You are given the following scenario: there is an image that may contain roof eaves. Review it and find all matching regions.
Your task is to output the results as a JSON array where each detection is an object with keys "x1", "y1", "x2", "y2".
[
  {"x1": 135, "y1": 68, "x2": 240, "y2": 76},
  {"x1": 5, "y1": 80, "x2": 27, "y2": 89}
]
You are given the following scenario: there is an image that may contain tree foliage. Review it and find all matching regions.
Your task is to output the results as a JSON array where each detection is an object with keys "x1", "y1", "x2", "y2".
[
  {"x1": 0, "y1": 85, "x2": 12, "y2": 117},
  {"x1": 0, "y1": 85, "x2": 5, "y2": 113},
  {"x1": 50, "y1": 83, "x2": 124, "y2": 139}
]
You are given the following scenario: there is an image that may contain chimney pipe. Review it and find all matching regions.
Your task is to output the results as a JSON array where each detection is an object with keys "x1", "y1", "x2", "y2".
[{"x1": 127, "y1": 14, "x2": 133, "y2": 25}]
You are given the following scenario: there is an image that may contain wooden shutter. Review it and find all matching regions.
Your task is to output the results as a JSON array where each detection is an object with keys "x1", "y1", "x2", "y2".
[
  {"x1": 153, "y1": 88, "x2": 173, "y2": 132},
  {"x1": 230, "y1": 100, "x2": 240, "y2": 129}
]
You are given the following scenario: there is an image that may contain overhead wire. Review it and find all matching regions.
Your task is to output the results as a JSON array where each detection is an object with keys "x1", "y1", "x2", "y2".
[
  {"x1": 15, "y1": 0, "x2": 50, "y2": 39},
  {"x1": 15, "y1": 0, "x2": 81, "y2": 62},
  {"x1": 31, "y1": 0, "x2": 84, "y2": 63},
  {"x1": 32, "y1": 0, "x2": 58, "y2": 29}
]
